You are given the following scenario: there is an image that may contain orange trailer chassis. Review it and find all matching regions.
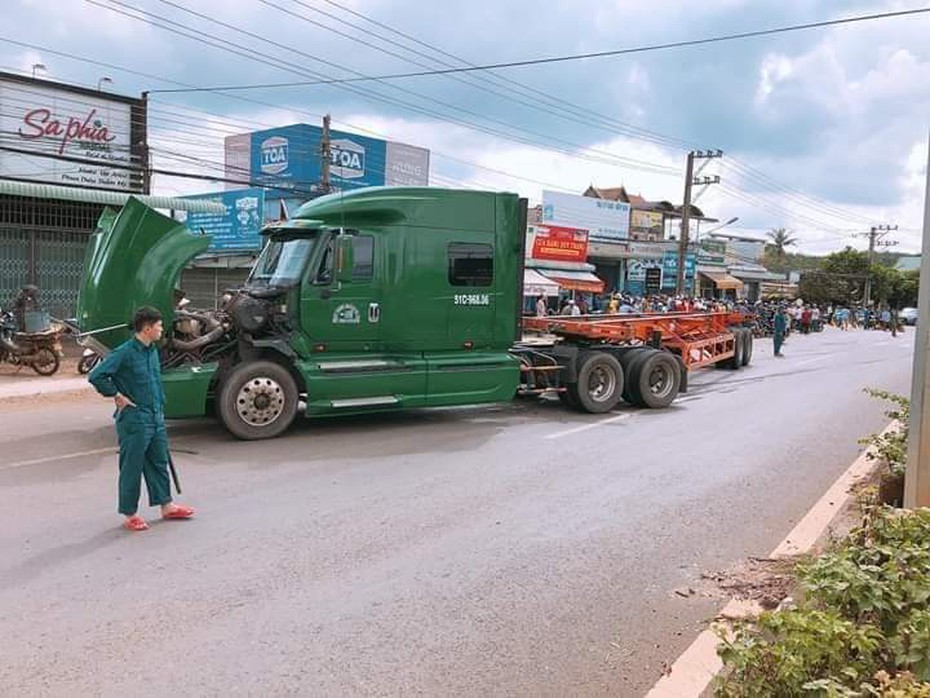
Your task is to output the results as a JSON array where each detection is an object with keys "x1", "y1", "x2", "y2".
[{"x1": 521, "y1": 311, "x2": 746, "y2": 370}]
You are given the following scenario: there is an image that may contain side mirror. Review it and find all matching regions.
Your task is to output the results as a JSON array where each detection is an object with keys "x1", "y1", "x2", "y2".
[{"x1": 335, "y1": 234, "x2": 354, "y2": 284}]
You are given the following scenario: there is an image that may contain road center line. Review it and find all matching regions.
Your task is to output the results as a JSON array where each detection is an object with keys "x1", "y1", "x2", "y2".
[
  {"x1": 545, "y1": 413, "x2": 630, "y2": 440},
  {"x1": 0, "y1": 447, "x2": 116, "y2": 471}
]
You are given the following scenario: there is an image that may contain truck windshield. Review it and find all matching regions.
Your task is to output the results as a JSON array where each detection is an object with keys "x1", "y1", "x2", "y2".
[{"x1": 250, "y1": 234, "x2": 319, "y2": 287}]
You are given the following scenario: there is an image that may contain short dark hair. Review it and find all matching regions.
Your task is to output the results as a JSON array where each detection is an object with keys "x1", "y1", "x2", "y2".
[{"x1": 133, "y1": 306, "x2": 163, "y2": 332}]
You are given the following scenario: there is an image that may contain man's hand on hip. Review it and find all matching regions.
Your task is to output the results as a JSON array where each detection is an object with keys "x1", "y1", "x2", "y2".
[{"x1": 115, "y1": 393, "x2": 136, "y2": 412}]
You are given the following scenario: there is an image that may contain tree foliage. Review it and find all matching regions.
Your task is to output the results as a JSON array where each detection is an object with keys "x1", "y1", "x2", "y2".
[{"x1": 768, "y1": 228, "x2": 799, "y2": 257}]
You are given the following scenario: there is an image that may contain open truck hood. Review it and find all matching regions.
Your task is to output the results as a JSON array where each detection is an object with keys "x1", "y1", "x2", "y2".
[{"x1": 77, "y1": 198, "x2": 211, "y2": 349}]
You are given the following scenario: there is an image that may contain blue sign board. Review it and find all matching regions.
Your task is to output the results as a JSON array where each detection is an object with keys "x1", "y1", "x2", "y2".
[
  {"x1": 249, "y1": 124, "x2": 388, "y2": 197},
  {"x1": 183, "y1": 188, "x2": 266, "y2": 251},
  {"x1": 661, "y1": 250, "x2": 696, "y2": 292}
]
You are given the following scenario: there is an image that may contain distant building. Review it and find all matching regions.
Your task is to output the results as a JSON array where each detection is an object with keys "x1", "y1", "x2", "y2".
[{"x1": 896, "y1": 256, "x2": 921, "y2": 273}]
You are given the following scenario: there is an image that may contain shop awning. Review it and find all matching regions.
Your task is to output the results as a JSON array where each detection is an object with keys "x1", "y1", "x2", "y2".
[
  {"x1": 700, "y1": 271, "x2": 744, "y2": 290},
  {"x1": 0, "y1": 179, "x2": 226, "y2": 213},
  {"x1": 523, "y1": 268, "x2": 560, "y2": 296},
  {"x1": 540, "y1": 269, "x2": 605, "y2": 294}
]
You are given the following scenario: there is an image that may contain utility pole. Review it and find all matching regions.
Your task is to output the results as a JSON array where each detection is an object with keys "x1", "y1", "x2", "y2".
[
  {"x1": 677, "y1": 149, "x2": 722, "y2": 294},
  {"x1": 906, "y1": 133, "x2": 930, "y2": 508},
  {"x1": 140, "y1": 91, "x2": 151, "y2": 195},
  {"x1": 321, "y1": 113, "x2": 332, "y2": 194},
  {"x1": 862, "y1": 224, "x2": 899, "y2": 306}
]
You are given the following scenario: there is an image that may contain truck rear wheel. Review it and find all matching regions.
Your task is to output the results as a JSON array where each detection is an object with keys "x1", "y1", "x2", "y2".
[
  {"x1": 740, "y1": 328, "x2": 753, "y2": 366},
  {"x1": 218, "y1": 360, "x2": 299, "y2": 440},
  {"x1": 722, "y1": 329, "x2": 743, "y2": 370},
  {"x1": 575, "y1": 352, "x2": 624, "y2": 413},
  {"x1": 620, "y1": 348, "x2": 650, "y2": 404},
  {"x1": 628, "y1": 350, "x2": 680, "y2": 408}
]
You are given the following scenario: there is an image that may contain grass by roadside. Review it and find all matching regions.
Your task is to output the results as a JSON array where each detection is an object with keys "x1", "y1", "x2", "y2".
[{"x1": 714, "y1": 392, "x2": 930, "y2": 697}]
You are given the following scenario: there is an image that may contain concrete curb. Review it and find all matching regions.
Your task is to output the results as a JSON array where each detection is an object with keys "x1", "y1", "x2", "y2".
[{"x1": 644, "y1": 421, "x2": 898, "y2": 698}]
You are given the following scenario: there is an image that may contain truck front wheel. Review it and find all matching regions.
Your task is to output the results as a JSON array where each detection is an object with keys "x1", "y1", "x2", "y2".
[{"x1": 218, "y1": 361, "x2": 299, "y2": 440}]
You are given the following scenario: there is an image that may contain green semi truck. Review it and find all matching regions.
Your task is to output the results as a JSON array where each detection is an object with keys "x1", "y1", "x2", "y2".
[{"x1": 77, "y1": 186, "x2": 715, "y2": 440}]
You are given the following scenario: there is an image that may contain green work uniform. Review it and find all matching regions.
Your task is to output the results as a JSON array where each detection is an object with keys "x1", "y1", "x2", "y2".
[
  {"x1": 774, "y1": 312, "x2": 787, "y2": 356},
  {"x1": 88, "y1": 338, "x2": 172, "y2": 516}
]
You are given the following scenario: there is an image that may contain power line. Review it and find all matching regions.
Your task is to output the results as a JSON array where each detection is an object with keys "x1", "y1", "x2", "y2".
[
  {"x1": 89, "y1": 0, "x2": 683, "y2": 177},
  {"x1": 148, "y1": 7, "x2": 930, "y2": 93}
]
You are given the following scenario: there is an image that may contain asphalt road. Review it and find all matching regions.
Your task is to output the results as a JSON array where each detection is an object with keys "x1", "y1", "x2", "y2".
[{"x1": 0, "y1": 328, "x2": 914, "y2": 696}]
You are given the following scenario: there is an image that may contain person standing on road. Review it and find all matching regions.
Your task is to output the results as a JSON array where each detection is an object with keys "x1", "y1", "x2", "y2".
[
  {"x1": 773, "y1": 306, "x2": 788, "y2": 357},
  {"x1": 88, "y1": 307, "x2": 195, "y2": 531}
]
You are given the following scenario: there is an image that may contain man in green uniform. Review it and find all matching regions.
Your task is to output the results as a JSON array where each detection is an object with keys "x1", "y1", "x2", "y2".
[
  {"x1": 89, "y1": 307, "x2": 194, "y2": 531},
  {"x1": 773, "y1": 305, "x2": 788, "y2": 358}
]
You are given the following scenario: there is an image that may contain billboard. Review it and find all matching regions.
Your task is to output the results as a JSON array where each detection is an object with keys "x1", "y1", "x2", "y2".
[
  {"x1": 180, "y1": 188, "x2": 266, "y2": 252},
  {"x1": 542, "y1": 191, "x2": 630, "y2": 242},
  {"x1": 529, "y1": 224, "x2": 588, "y2": 263},
  {"x1": 661, "y1": 250, "x2": 697, "y2": 292},
  {"x1": 631, "y1": 210, "x2": 664, "y2": 238},
  {"x1": 224, "y1": 123, "x2": 429, "y2": 195},
  {"x1": 0, "y1": 73, "x2": 144, "y2": 191}
]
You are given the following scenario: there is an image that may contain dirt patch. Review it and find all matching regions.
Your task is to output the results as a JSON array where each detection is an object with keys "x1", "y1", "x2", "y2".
[
  {"x1": 0, "y1": 387, "x2": 95, "y2": 413},
  {"x1": 697, "y1": 557, "x2": 798, "y2": 611}
]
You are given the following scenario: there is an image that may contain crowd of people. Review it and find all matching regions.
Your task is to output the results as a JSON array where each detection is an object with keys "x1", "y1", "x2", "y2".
[{"x1": 532, "y1": 291, "x2": 904, "y2": 344}]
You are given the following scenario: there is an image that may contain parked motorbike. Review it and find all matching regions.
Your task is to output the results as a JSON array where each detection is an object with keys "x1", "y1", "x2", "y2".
[
  {"x1": 0, "y1": 309, "x2": 63, "y2": 376},
  {"x1": 78, "y1": 347, "x2": 102, "y2": 375}
]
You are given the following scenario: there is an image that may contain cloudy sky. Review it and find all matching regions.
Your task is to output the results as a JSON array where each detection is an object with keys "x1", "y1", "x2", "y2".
[{"x1": 2, "y1": 0, "x2": 929, "y2": 253}]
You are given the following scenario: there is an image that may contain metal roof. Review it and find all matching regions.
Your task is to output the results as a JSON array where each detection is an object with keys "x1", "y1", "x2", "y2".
[{"x1": 0, "y1": 179, "x2": 226, "y2": 214}]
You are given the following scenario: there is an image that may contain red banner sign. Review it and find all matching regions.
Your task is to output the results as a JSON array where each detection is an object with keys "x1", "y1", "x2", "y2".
[{"x1": 531, "y1": 225, "x2": 589, "y2": 263}]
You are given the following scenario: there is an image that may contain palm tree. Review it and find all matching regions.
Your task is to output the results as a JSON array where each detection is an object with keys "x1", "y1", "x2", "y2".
[{"x1": 768, "y1": 228, "x2": 798, "y2": 257}]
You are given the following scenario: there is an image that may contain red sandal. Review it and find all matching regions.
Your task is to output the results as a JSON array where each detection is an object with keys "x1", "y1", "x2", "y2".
[
  {"x1": 124, "y1": 516, "x2": 149, "y2": 531},
  {"x1": 162, "y1": 505, "x2": 195, "y2": 520}
]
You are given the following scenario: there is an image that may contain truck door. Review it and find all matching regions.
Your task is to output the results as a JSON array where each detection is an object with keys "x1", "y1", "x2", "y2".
[{"x1": 300, "y1": 232, "x2": 381, "y2": 351}]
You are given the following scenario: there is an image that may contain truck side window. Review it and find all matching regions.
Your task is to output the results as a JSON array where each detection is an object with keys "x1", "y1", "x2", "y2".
[
  {"x1": 316, "y1": 242, "x2": 333, "y2": 284},
  {"x1": 352, "y1": 236, "x2": 374, "y2": 281},
  {"x1": 448, "y1": 243, "x2": 493, "y2": 287}
]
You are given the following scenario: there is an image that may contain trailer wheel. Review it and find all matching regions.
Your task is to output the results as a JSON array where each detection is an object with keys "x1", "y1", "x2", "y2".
[
  {"x1": 629, "y1": 351, "x2": 681, "y2": 408},
  {"x1": 620, "y1": 348, "x2": 650, "y2": 404},
  {"x1": 575, "y1": 352, "x2": 624, "y2": 414},
  {"x1": 218, "y1": 360, "x2": 299, "y2": 440},
  {"x1": 740, "y1": 328, "x2": 753, "y2": 366},
  {"x1": 722, "y1": 329, "x2": 743, "y2": 370}
]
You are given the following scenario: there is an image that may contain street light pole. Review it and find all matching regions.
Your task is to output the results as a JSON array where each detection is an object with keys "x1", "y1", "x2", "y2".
[
  {"x1": 31, "y1": 63, "x2": 46, "y2": 78},
  {"x1": 905, "y1": 132, "x2": 930, "y2": 509}
]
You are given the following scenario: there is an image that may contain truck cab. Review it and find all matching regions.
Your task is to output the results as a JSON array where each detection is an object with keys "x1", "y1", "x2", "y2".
[{"x1": 78, "y1": 187, "x2": 527, "y2": 439}]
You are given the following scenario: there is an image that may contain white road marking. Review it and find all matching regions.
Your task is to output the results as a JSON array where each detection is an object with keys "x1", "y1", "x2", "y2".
[
  {"x1": 0, "y1": 447, "x2": 115, "y2": 471},
  {"x1": 645, "y1": 421, "x2": 897, "y2": 698},
  {"x1": 545, "y1": 413, "x2": 630, "y2": 440},
  {"x1": 791, "y1": 355, "x2": 834, "y2": 368}
]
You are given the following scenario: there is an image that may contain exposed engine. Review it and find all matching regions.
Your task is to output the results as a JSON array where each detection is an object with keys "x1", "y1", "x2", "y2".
[{"x1": 162, "y1": 288, "x2": 291, "y2": 369}]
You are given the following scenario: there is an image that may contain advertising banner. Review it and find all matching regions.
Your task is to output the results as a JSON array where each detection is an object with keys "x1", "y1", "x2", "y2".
[
  {"x1": 541, "y1": 191, "x2": 630, "y2": 241},
  {"x1": 697, "y1": 238, "x2": 727, "y2": 266},
  {"x1": 661, "y1": 250, "x2": 696, "y2": 292},
  {"x1": 529, "y1": 224, "x2": 589, "y2": 263},
  {"x1": 631, "y1": 210, "x2": 664, "y2": 236},
  {"x1": 225, "y1": 124, "x2": 430, "y2": 197},
  {"x1": 180, "y1": 188, "x2": 266, "y2": 251},
  {"x1": 0, "y1": 76, "x2": 139, "y2": 191}
]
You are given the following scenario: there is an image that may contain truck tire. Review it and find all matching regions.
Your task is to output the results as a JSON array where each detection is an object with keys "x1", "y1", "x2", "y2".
[
  {"x1": 628, "y1": 350, "x2": 681, "y2": 408},
  {"x1": 740, "y1": 328, "x2": 753, "y2": 366},
  {"x1": 620, "y1": 348, "x2": 650, "y2": 403},
  {"x1": 723, "y1": 329, "x2": 742, "y2": 370},
  {"x1": 575, "y1": 352, "x2": 624, "y2": 414},
  {"x1": 218, "y1": 360, "x2": 299, "y2": 440}
]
